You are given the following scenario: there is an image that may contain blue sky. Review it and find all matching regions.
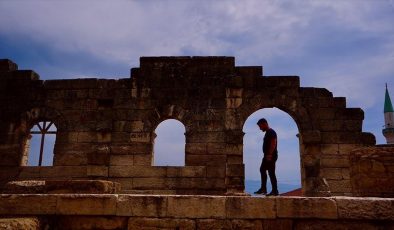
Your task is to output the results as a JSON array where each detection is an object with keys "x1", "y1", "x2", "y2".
[{"x1": 1, "y1": 1, "x2": 394, "y2": 185}]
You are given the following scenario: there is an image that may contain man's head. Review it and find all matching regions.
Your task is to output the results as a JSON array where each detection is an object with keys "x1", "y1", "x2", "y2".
[{"x1": 257, "y1": 118, "x2": 269, "y2": 132}]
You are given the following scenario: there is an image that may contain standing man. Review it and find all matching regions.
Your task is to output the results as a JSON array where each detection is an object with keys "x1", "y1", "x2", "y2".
[{"x1": 254, "y1": 118, "x2": 279, "y2": 196}]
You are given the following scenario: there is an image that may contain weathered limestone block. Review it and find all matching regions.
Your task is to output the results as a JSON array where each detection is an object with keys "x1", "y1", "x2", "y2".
[
  {"x1": 227, "y1": 155, "x2": 243, "y2": 165},
  {"x1": 226, "y1": 196, "x2": 276, "y2": 219},
  {"x1": 18, "y1": 167, "x2": 40, "y2": 179},
  {"x1": 129, "y1": 132, "x2": 151, "y2": 143},
  {"x1": 335, "y1": 107, "x2": 364, "y2": 120},
  {"x1": 321, "y1": 168, "x2": 346, "y2": 180},
  {"x1": 109, "y1": 166, "x2": 166, "y2": 178},
  {"x1": 207, "y1": 165, "x2": 226, "y2": 178},
  {"x1": 187, "y1": 131, "x2": 226, "y2": 143},
  {"x1": 186, "y1": 154, "x2": 227, "y2": 166},
  {"x1": 226, "y1": 98, "x2": 242, "y2": 109},
  {"x1": 336, "y1": 197, "x2": 394, "y2": 220},
  {"x1": 301, "y1": 130, "x2": 321, "y2": 143},
  {"x1": 117, "y1": 195, "x2": 167, "y2": 217},
  {"x1": 361, "y1": 132, "x2": 376, "y2": 145},
  {"x1": 224, "y1": 143, "x2": 243, "y2": 155},
  {"x1": 197, "y1": 219, "x2": 263, "y2": 230},
  {"x1": 293, "y1": 219, "x2": 389, "y2": 230},
  {"x1": 97, "y1": 132, "x2": 111, "y2": 143},
  {"x1": 39, "y1": 166, "x2": 87, "y2": 178},
  {"x1": 276, "y1": 197, "x2": 338, "y2": 219},
  {"x1": 166, "y1": 178, "x2": 225, "y2": 190},
  {"x1": 0, "y1": 217, "x2": 40, "y2": 230},
  {"x1": 314, "y1": 108, "x2": 337, "y2": 120},
  {"x1": 56, "y1": 194, "x2": 117, "y2": 215},
  {"x1": 326, "y1": 179, "x2": 352, "y2": 193},
  {"x1": 0, "y1": 59, "x2": 18, "y2": 71},
  {"x1": 87, "y1": 166, "x2": 109, "y2": 177},
  {"x1": 87, "y1": 145, "x2": 110, "y2": 165},
  {"x1": 111, "y1": 143, "x2": 152, "y2": 155},
  {"x1": 166, "y1": 166, "x2": 206, "y2": 177},
  {"x1": 206, "y1": 142, "x2": 225, "y2": 154},
  {"x1": 133, "y1": 154, "x2": 152, "y2": 166},
  {"x1": 226, "y1": 164, "x2": 244, "y2": 177},
  {"x1": 46, "y1": 180, "x2": 120, "y2": 194},
  {"x1": 167, "y1": 196, "x2": 226, "y2": 218},
  {"x1": 55, "y1": 131, "x2": 78, "y2": 143},
  {"x1": 110, "y1": 155, "x2": 134, "y2": 166},
  {"x1": 0, "y1": 194, "x2": 57, "y2": 215},
  {"x1": 112, "y1": 132, "x2": 132, "y2": 143},
  {"x1": 225, "y1": 130, "x2": 244, "y2": 144},
  {"x1": 338, "y1": 144, "x2": 360, "y2": 154},
  {"x1": 77, "y1": 132, "x2": 96, "y2": 142},
  {"x1": 130, "y1": 120, "x2": 144, "y2": 132},
  {"x1": 226, "y1": 88, "x2": 243, "y2": 98},
  {"x1": 262, "y1": 219, "x2": 293, "y2": 230},
  {"x1": 320, "y1": 155, "x2": 349, "y2": 168},
  {"x1": 300, "y1": 87, "x2": 331, "y2": 98},
  {"x1": 235, "y1": 66, "x2": 262, "y2": 78},
  {"x1": 55, "y1": 216, "x2": 127, "y2": 230},
  {"x1": 343, "y1": 120, "x2": 363, "y2": 132},
  {"x1": 128, "y1": 217, "x2": 195, "y2": 230},
  {"x1": 185, "y1": 143, "x2": 207, "y2": 155},
  {"x1": 132, "y1": 178, "x2": 166, "y2": 190},
  {"x1": 225, "y1": 176, "x2": 244, "y2": 189}
]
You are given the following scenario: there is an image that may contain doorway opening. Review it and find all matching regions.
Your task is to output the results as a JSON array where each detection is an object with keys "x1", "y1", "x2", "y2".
[{"x1": 242, "y1": 108, "x2": 301, "y2": 195}]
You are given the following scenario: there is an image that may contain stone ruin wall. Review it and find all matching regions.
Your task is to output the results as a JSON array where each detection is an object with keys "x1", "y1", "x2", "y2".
[{"x1": 0, "y1": 56, "x2": 381, "y2": 196}]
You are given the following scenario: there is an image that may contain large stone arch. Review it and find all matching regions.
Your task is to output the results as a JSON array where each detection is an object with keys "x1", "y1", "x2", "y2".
[{"x1": 234, "y1": 91, "x2": 327, "y2": 196}]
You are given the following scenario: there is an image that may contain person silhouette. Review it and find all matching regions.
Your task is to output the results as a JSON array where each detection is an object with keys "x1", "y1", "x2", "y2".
[{"x1": 254, "y1": 118, "x2": 279, "y2": 196}]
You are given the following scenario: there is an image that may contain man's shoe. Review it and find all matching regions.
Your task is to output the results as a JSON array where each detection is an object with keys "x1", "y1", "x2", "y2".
[
  {"x1": 254, "y1": 188, "x2": 267, "y2": 195},
  {"x1": 266, "y1": 191, "x2": 279, "y2": 196}
]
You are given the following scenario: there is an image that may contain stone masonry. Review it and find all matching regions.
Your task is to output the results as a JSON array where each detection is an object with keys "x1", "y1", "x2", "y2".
[
  {"x1": 0, "y1": 57, "x2": 379, "y2": 196},
  {"x1": 0, "y1": 194, "x2": 393, "y2": 229}
]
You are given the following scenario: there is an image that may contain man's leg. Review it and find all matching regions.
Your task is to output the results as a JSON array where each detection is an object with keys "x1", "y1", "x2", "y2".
[
  {"x1": 255, "y1": 159, "x2": 267, "y2": 194},
  {"x1": 267, "y1": 161, "x2": 278, "y2": 195}
]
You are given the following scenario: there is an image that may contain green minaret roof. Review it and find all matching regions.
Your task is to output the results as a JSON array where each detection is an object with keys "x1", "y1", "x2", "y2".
[{"x1": 384, "y1": 83, "x2": 394, "y2": 113}]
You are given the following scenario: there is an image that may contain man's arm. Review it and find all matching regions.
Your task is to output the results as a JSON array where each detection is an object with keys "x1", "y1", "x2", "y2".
[{"x1": 265, "y1": 138, "x2": 277, "y2": 161}]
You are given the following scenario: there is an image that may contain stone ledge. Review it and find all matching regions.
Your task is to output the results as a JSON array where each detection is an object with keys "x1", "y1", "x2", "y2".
[
  {"x1": 0, "y1": 217, "x2": 40, "y2": 230},
  {"x1": 336, "y1": 197, "x2": 394, "y2": 220},
  {"x1": 0, "y1": 195, "x2": 392, "y2": 220},
  {"x1": 2, "y1": 180, "x2": 121, "y2": 194}
]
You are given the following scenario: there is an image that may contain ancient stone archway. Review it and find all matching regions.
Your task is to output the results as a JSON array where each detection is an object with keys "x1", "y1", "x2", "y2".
[
  {"x1": 0, "y1": 57, "x2": 375, "y2": 196},
  {"x1": 242, "y1": 107, "x2": 302, "y2": 195}
]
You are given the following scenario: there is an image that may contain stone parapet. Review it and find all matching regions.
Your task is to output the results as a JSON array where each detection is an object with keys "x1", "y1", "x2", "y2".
[{"x1": 0, "y1": 195, "x2": 392, "y2": 229}]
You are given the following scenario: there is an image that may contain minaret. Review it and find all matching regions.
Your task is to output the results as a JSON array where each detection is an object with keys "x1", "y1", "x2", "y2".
[{"x1": 383, "y1": 83, "x2": 394, "y2": 144}]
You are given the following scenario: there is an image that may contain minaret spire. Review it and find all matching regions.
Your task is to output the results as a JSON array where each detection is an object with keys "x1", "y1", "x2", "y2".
[
  {"x1": 384, "y1": 83, "x2": 394, "y2": 113},
  {"x1": 383, "y1": 83, "x2": 394, "y2": 144}
]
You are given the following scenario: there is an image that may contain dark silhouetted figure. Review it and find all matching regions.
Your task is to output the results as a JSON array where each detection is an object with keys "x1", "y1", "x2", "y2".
[{"x1": 254, "y1": 118, "x2": 279, "y2": 196}]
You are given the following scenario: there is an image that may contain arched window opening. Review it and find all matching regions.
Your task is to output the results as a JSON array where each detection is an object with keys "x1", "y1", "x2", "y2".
[
  {"x1": 153, "y1": 119, "x2": 186, "y2": 166},
  {"x1": 27, "y1": 121, "x2": 57, "y2": 166},
  {"x1": 243, "y1": 108, "x2": 301, "y2": 196}
]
